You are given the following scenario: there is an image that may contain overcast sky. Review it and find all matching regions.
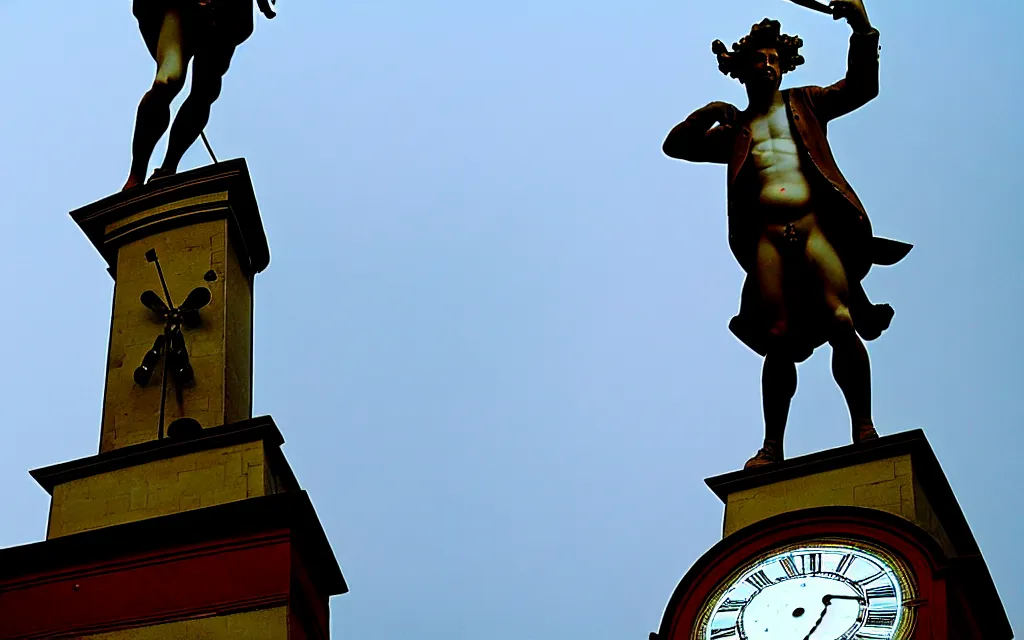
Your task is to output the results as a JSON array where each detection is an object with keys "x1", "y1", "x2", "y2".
[{"x1": 0, "y1": 0, "x2": 1020, "y2": 637}]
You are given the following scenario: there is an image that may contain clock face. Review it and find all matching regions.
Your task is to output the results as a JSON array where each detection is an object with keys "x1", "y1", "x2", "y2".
[{"x1": 696, "y1": 541, "x2": 913, "y2": 640}]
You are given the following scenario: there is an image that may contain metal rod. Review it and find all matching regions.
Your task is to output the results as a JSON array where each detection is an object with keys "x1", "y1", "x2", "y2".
[
  {"x1": 150, "y1": 252, "x2": 174, "y2": 308},
  {"x1": 200, "y1": 131, "x2": 219, "y2": 164},
  {"x1": 158, "y1": 327, "x2": 170, "y2": 440}
]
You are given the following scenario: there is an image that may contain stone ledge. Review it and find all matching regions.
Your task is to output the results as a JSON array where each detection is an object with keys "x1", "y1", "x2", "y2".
[
  {"x1": 0, "y1": 490, "x2": 346, "y2": 593},
  {"x1": 705, "y1": 429, "x2": 980, "y2": 558},
  {"x1": 31, "y1": 416, "x2": 293, "y2": 495},
  {"x1": 70, "y1": 158, "x2": 270, "y2": 278}
]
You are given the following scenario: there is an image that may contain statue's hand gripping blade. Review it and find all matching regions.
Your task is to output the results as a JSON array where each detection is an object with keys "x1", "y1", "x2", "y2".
[{"x1": 785, "y1": 0, "x2": 834, "y2": 15}]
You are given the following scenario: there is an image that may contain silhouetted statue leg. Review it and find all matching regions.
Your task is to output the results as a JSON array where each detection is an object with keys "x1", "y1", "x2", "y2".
[
  {"x1": 124, "y1": 10, "x2": 189, "y2": 191},
  {"x1": 831, "y1": 326, "x2": 876, "y2": 441},
  {"x1": 806, "y1": 219, "x2": 878, "y2": 442},
  {"x1": 753, "y1": 353, "x2": 797, "y2": 467},
  {"x1": 744, "y1": 234, "x2": 796, "y2": 469},
  {"x1": 157, "y1": 46, "x2": 236, "y2": 177}
]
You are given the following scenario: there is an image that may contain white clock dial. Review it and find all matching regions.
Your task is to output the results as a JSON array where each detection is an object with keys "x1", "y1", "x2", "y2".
[{"x1": 699, "y1": 543, "x2": 908, "y2": 640}]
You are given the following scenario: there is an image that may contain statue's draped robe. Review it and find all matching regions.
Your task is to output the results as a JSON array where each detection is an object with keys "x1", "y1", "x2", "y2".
[
  {"x1": 670, "y1": 29, "x2": 911, "y2": 362},
  {"x1": 133, "y1": 0, "x2": 254, "y2": 58}
]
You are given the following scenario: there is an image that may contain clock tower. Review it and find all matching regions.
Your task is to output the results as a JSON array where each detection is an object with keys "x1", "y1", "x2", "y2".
[{"x1": 651, "y1": 430, "x2": 1013, "y2": 639}]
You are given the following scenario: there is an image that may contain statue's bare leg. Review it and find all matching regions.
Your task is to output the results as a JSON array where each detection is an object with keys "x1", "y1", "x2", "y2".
[
  {"x1": 806, "y1": 220, "x2": 877, "y2": 443},
  {"x1": 123, "y1": 11, "x2": 189, "y2": 191},
  {"x1": 745, "y1": 234, "x2": 796, "y2": 469},
  {"x1": 158, "y1": 46, "x2": 236, "y2": 176},
  {"x1": 761, "y1": 353, "x2": 796, "y2": 451}
]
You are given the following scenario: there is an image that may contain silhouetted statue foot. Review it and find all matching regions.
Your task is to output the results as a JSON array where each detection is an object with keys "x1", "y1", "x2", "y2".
[
  {"x1": 122, "y1": 173, "x2": 145, "y2": 192},
  {"x1": 124, "y1": 1, "x2": 275, "y2": 194},
  {"x1": 149, "y1": 166, "x2": 177, "y2": 183},
  {"x1": 744, "y1": 440, "x2": 783, "y2": 469},
  {"x1": 854, "y1": 422, "x2": 879, "y2": 443}
]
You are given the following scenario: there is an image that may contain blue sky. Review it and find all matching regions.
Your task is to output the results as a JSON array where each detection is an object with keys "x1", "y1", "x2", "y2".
[{"x1": 0, "y1": 0, "x2": 1020, "y2": 637}]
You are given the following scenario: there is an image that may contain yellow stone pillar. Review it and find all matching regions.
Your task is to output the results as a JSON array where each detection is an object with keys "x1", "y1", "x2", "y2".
[{"x1": 71, "y1": 160, "x2": 270, "y2": 452}]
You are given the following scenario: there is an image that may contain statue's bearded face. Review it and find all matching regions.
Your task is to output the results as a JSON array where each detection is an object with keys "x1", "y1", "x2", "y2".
[{"x1": 742, "y1": 47, "x2": 783, "y2": 92}]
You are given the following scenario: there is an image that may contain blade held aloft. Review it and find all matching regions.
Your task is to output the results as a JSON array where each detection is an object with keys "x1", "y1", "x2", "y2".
[{"x1": 786, "y1": 0, "x2": 833, "y2": 14}]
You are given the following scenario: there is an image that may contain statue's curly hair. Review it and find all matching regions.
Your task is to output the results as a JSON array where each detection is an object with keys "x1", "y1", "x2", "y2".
[{"x1": 712, "y1": 18, "x2": 805, "y2": 80}]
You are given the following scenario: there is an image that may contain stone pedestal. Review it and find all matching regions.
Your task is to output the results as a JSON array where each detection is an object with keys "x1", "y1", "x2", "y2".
[
  {"x1": 706, "y1": 431, "x2": 961, "y2": 551},
  {"x1": 33, "y1": 417, "x2": 297, "y2": 540}
]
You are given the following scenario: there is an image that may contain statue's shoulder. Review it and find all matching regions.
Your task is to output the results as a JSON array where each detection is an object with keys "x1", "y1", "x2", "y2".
[
  {"x1": 784, "y1": 85, "x2": 820, "y2": 98},
  {"x1": 782, "y1": 85, "x2": 827, "y2": 111}
]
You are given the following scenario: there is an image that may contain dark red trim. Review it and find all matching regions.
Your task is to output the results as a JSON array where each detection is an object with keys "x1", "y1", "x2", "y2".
[
  {"x1": 656, "y1": 507, "x2": 959, "y2": 640},
  {"x1": 0, "y1": 491, "x2": 345, "y2": 595},
  {"x1": 0, "y1": 532, "x2": 290, "y2": 639},
  {"x1": 0, "y1": 492, "x2": 346, "y2": 639},
  {"x1": 291, "y1": 544, "x2": 331, "y2": 640}
]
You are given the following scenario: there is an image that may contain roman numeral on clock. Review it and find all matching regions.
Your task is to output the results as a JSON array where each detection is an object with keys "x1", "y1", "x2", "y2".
[
  {"x1": 865, "y1": 585, "x2": 896, "y2": 600},
  {"x1": 710, "y1": 627, "x2": 737, "y2": 639},
  {"x1": 745, "y1": 570, "x2": 773, "y2": 591},
  {"x1": 865, "y1": 610, "x2": 898, "y2": 627},
  {"x1": 718, "y1": 598, "x2": 747, "y2": 613},
  {"x1": 780, "y1": 557, "x2": 800, "y2": 578},
  {"x1": 836, "y1": 553, "x2": 855, "y2": 575},
  {"x1": 857, "y1": 570, "x2": 887, "y2": 587},
  {"x1": 780, "y1": 553, "x2": 821, "y2": 577},
  {"x1": 798, "y1": 552, "x2": 821, "y2": 575}
]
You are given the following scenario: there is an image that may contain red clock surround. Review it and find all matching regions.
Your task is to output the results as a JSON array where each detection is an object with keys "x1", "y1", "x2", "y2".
[{"x1": 654, "y1": 506, "x2": 1002, "y2": 640}]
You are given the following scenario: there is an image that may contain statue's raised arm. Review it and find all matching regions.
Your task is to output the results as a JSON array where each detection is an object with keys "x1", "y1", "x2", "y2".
[{"x1": 803, "y1": 0, "x2": 881, "y2": 123}]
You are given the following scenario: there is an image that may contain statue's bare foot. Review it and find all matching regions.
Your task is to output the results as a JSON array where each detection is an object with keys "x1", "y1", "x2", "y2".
[
  {"x1": 854, "y1": 422, "x2": 879, "y2": 443},
  {"x1": 744, "y1": 441, "x2": 783, "y2": 469}
]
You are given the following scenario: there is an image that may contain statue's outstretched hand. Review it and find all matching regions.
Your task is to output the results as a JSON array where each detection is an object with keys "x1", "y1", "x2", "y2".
[
  {"x1": 258, "y1": 0, "x2": 277, "y2": 19},
  {"x1": 828, "y1": 0, "x2": 871, "y2": 33}
]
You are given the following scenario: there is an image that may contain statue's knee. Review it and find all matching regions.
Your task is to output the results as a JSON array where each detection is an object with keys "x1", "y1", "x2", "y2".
[
  {"x1": 830, "y1": 305, "x2": 855, "y2": 336},
  {"x1": 190, "y1": 76, "x2": 224, "y2": 104},
  {"x1": 152, "y1": 71, "x2": 185, "y2": 97}
]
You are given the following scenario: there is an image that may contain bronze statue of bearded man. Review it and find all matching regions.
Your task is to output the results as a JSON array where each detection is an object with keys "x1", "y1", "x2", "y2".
[{"x1": 663, "y1": 4, "x2": 912, "y2": 468}]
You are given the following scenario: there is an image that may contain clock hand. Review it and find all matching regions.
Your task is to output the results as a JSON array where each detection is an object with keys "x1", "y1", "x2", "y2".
[
  {"x1": 801, "y1": 598, "x2": 831, "y2": 640},
  {"x1": 800, "y1": 594, "x2": 866, "y2": 640},
  {"x1": 825, "y1": 594, "x2": 866, "y2": 604}
]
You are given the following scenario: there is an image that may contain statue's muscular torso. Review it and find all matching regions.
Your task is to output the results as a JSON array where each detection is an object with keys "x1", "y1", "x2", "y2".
[
  {"x1": 743, "y1": 92, "x2": 851, "y2": 346},
  {"x1": 748, "y1": 95, "x2": 813, "y2": 224}
]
